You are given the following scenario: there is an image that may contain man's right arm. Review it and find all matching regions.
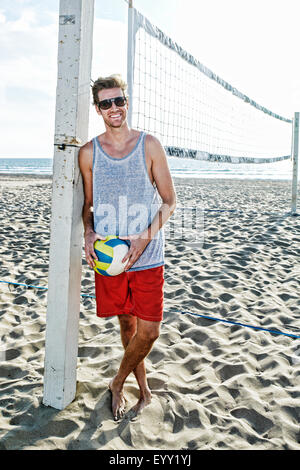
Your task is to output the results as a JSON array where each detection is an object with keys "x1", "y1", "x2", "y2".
[
  {"x1": 79, "y1": 141, "x2": 94, "y2": 236},
  {"x1": 79, "y1": 141, "x2": 104, "y2": 268}
]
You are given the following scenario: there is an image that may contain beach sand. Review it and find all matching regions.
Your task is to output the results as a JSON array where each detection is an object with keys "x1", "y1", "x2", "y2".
[{"x1": 0, "y1": 174, "x2": 299, "y2": 450}]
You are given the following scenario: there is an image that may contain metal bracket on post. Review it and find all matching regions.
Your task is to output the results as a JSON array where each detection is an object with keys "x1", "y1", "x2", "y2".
[{"x1": 54, "y1": 135, "x2": 83, "y2": 151}]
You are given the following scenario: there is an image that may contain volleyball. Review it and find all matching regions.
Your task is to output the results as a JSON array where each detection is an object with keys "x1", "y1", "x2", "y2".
[{"x1": 93, "y1": 236, "x2": 129, "y2": 276}]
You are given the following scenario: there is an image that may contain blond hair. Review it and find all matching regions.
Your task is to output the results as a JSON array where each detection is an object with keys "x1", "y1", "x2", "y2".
[{"x1": 92, "y1": 74, "x2": 127, "y2": 105}]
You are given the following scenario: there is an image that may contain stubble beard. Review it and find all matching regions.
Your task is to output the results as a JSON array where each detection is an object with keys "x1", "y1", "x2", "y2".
[{"x1": 103, "y1": 110, "x2": 127, "y2": 129}]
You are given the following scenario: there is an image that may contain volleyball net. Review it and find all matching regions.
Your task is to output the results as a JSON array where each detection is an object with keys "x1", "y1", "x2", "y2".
[{"x1": 127, "y1": 7, "x2": 293, "y2": 164}]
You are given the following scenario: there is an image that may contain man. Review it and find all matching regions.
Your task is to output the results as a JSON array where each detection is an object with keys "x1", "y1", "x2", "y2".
[{"x1": 79, "y1": 74, "x2": 176, "y2": 420}]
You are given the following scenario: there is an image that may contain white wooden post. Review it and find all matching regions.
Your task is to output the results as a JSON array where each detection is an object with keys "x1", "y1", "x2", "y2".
[
  {"x1": 127, "y1": 0, "x2": 134, "y2": 128},
  {"x1": 43, "y1": 0, "x2": 94, "y2": 410},
  {"x1": 291, "y1": 112, "x2": 299, "y2": 215}
]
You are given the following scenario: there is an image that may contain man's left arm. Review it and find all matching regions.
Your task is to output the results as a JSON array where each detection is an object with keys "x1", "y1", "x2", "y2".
[
  {"x1": 143, "y1": 134, "x2": 177, "y2": 240},
  {"x1": 120, "y1": 135, "x2": 176, "y2": 270}
]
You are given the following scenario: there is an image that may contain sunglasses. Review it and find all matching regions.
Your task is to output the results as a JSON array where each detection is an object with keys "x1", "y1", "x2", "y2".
[{"x1": 97, "y1": 96, "x2": 127, "y2": 110}]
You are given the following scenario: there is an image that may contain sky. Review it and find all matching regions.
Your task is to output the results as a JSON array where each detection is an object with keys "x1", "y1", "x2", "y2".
[{"x1": 0, "y1": 0, "x2": 299, "y2": 157}]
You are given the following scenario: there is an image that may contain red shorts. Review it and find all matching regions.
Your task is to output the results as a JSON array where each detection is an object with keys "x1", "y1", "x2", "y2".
[{"x1": 94, "y1": 265, "x2": 164, "y2": 322}]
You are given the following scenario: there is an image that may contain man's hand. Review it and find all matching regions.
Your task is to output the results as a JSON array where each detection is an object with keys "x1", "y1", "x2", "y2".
[
  {"x1": 119, "y1": 232, "x2": 151, "y2": 271},
  {"x1": 85, "y1": 230, "x2": 106, "y2": 269}
]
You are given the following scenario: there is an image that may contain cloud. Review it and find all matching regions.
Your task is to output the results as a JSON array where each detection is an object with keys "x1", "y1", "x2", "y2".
[
  {"x1": 0, "y1": 6, "x2": 127, "y2": 157},
  {"x1": 0, "y1": 7, "x2": 58, "y2": 156},
  {"x1": 0, "y1": 7, "x2": 58, "y2": 92},
  {"x1": 8, "y1": 7, "x2": 37, "y2": 31}
]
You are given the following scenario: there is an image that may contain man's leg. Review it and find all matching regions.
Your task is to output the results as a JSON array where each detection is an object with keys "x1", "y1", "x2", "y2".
[
  {"x1": 118, "y1": 315, "x2": 152, "y2": 402},
  {"x1": 110, "y1": 316, "x2": 160, "y2": 420}
]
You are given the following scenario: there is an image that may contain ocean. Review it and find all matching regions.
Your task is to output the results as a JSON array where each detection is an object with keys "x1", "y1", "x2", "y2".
[{"x1": 0, "y1": 156, "x2": 295, "y2": 180}]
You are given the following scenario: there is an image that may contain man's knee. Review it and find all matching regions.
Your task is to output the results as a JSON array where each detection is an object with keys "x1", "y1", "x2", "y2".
[
  {"x1": 136, "y1": 319, "x2": 160, "y2": 343},
  {"x1": 148, "y1": 330, "x2": 160, "y2": 343},
  {"x1": 119, "y1": 314, "x2": 136, "y2": 330}
]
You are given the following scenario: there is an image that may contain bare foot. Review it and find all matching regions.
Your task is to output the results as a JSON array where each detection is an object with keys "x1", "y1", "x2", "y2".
[
  {"x1": 109, "y1": 378, "x2": 127, "y2": 421},
  {"x1": 131, "y1": 389, "x2": 152, "y2": 417}
]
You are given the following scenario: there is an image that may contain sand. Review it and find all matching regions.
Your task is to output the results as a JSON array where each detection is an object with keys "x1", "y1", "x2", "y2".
[{"x1": 0, "y1": 174, "x2": 299, "y2": 450}]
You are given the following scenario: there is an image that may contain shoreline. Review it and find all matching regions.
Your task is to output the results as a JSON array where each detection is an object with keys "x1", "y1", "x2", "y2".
[{"x1": 0, "y1": 173, "x2": 52, "y2": 179}]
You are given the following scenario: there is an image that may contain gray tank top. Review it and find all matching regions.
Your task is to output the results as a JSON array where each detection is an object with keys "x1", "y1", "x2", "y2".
[{"x1": 92, "y1": 131, "x2": 164, "y2": 271}]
